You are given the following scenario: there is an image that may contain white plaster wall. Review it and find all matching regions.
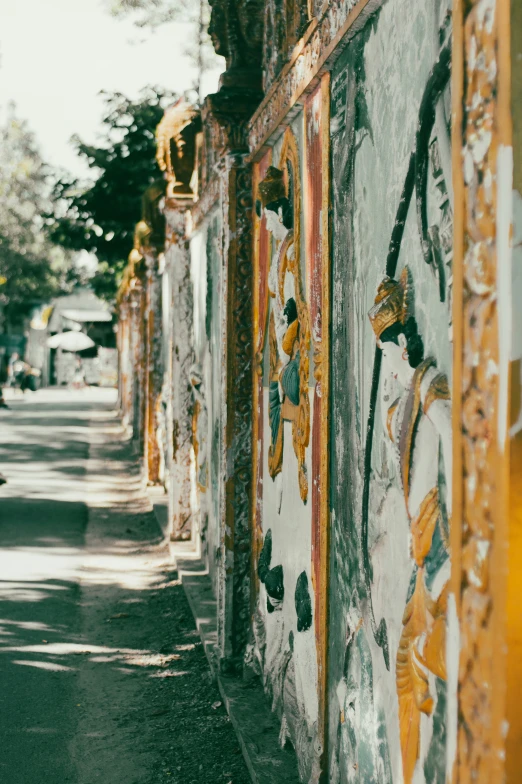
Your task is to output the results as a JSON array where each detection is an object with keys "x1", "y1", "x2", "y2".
[
  {"x1": 189, "y1": 212, "x2": 223, "y2": 598},
  {"x1": 190, "y1": 229, "x2": 208, "y2": 362},
  {"x1": 260, "y1": 386, "x2": 319, "y2": 730}
]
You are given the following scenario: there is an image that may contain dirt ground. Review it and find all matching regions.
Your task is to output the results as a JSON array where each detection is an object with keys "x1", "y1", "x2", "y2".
[{"x1": 0, "y1": 388, "x2": 250, "y2": 784}]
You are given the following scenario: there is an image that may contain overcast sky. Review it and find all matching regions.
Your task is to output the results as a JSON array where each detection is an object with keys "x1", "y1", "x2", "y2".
[{"x1": 0, "y1": 0, "x2": 222, "y2": 178}]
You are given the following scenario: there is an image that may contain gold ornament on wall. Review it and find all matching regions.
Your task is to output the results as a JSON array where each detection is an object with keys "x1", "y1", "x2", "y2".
[{"x1": 262, "y1": 128, "x2": 311, "y2": 503}]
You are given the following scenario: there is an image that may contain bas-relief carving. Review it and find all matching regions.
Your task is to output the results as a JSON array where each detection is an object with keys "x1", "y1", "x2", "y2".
[
  {"x1": 258, "y1": 136, "x2": 311, "y2": 503},
  {"x1": 156, "y1": 100, "x2": 200, "y2": 197},
  {"x1": 206, "y1": 0, "x2": 264, "y2": 155},
  {"x1": 369, "y1": 270, "x2": 452, "y2": 784},
  {"x1": 329, "y1": 2, "x2": 454, "y2": 782},
  {"x1": 253, "y1": 124, "x2": 320, "y2": 783},
  {"x1": 208, "y1": 0, "x2": 264, "y2": 73}
]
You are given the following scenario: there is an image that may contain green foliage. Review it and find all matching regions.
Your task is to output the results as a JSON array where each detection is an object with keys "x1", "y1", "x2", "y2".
[
  {"x1": 48, "y1": 87, "x2": 176, "y2": 302},
  {"x1": 0, "y1": 106, "x2": 73, "y2": 329}
]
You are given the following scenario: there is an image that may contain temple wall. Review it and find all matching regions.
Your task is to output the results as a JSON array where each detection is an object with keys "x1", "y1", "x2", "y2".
[
  {"x1": 251, "y1": 104, "x2": 327, "y2": 780},
  {"x1": 328, "y1": 1, "x2": 454, "y2": 781},
  {"x1": 115, "y1": 0, "x2": 519, "y2": 778}
]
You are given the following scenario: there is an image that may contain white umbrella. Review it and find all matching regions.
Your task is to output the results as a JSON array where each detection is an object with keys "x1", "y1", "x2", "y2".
[{"x1": 47, "y1": 332, "x2": 95, "y2": 352}]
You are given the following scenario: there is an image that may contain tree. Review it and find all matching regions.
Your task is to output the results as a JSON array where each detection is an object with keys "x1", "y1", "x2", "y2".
[
  {"x1": 48, "y1": 87, "x2": 177, "y2": 302},
  {"x1": 0, "y1": 106, "x2": 73, "y2": 331},
  {"x1": 107, "y1": 0, "x2": 219, "y2": 101}
]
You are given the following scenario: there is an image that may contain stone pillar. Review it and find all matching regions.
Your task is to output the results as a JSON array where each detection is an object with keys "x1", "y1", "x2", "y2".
[
  {"x1": 164, "y1": 200, "x2": 195, "y2": 540},
  {"x1": 203, "y1": 91, "x2": 259, "y2": 668},
  {"x1": 121, "y1": 304, "x2": 134, "y2": 428},
  {"x1": 222, "y1": 151, "x2": 255, "y2": 667},
  {"x1": 128, "y1": 270, "x2": 147, "y2": 459},
  {"x1": 116, "y1": 300, "x2": 128, "y2": 419}
]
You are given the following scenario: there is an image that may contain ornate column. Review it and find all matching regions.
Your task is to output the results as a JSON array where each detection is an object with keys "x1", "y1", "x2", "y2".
[
  {"x1": 143, "y1": 252, "x2": 163, "y2": 485},
  {"x1": 156, "y1": 102, "x2": 200, "y2": 540},
  {"x1": 451, "y1": 0, "x2": 514, "y2": 780},
  {"x1": 128, "y1": 271, "x2": 146, "y2": 457},
  {"x1": 116, "y1": 298, "x2": 128, "y2": 419},
  {"x1": 137, "y1": 182, "x2": 167, "y2": 485},
  {"x1": 218, "y1": 145, "x2": 254, "y2": 667},
  {"x1": 205, "y1": 0, "x2": 263, "y2": 666}
]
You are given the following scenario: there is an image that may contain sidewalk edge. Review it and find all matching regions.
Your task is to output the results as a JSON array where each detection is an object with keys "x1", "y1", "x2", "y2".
[{"x1": 174, "y1": 555, "x2": 301, "y2": 784}]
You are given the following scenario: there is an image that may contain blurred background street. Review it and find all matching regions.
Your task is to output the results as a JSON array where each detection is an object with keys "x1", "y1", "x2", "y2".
[{"x1": 0, "y1": 389, "x2": 248, "y2": 784}]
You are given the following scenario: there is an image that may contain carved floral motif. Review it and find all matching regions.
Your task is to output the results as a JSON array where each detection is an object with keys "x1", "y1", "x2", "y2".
[
  {"x1": 456, "y1": 0, "x2": 505, "y2": 779},
  {"x1": 223, "y1": 155, "x2": 255, "y2": 659}
]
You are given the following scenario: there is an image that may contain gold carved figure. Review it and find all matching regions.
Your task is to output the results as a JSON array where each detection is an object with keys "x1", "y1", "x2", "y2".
[
  {"x1": 257, "y1": 144, "x2": 310, "y2": 503},
  {"x1": 368, "y1": 268, "x2": 452, "y2": 784}
]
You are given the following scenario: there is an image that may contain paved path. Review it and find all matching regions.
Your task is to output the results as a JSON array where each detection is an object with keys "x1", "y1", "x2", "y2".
[{"x1": 0, "y1": 388, "x2": 249, "y2": 784}]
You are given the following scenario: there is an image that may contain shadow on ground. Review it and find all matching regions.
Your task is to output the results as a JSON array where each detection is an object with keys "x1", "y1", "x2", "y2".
[{"x1": 0, "y1": 389, "x2": 250, "y2": 784}]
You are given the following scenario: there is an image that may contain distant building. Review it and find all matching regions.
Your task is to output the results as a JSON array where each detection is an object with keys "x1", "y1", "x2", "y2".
[{"x1": 27, "y1": 287, "x2": 116, "y2": 387}]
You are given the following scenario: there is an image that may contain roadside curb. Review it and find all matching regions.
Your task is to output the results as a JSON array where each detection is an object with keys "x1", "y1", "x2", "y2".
[
  {"x1": 147, "y1": 484, "x2": 169, "y2": 539},
  {"x1": 174, "y1": 553, "x2": 301, "y2": 784},
  {"x1": 147, "y1": 495, "x2": 300, "y2": 784}
]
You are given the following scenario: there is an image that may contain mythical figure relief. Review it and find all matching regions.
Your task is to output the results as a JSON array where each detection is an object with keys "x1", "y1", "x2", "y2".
[
  {"x1": 254, "y1": 142, "x2": 318, "y2": 779},
  {"x1": 257, "y1": 154, "x2": 311, "y2": 502},
  {"x1": 368, "y1": 268, "x2": 452, "y2": 784}
]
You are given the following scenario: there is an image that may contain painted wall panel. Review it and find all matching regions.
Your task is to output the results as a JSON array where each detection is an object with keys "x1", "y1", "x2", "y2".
[
  {"x1": 252, "y1": 109, "x2": 327, "y2": 781},
  {"x1": 328, "y1": 1, "x2": 454, "y2": 781}
]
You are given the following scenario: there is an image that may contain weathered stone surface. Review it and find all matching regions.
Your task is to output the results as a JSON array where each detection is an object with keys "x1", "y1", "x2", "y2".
[{"x1": 164, "y1": 201, "x2": 195, "y2": 541}]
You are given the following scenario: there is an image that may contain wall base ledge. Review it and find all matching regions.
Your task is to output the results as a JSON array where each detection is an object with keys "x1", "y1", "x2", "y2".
[{"x1": 175, "y1": 554, "x2": 301, "y2": 784}]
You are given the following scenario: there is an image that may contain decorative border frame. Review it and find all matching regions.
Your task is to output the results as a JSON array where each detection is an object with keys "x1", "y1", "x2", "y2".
[
  {"x1": 303, "y1": 72, "x2": 331, "y2": 764},
  {"x1": 451, "y1": 0, "x2": 512, "y2": 779},
  {"x1": 248, "y1": 0, "x2": 383, "y2": 158},
  {"x1": 251, "y1": 149, "x2": 272, "y2": 611}
]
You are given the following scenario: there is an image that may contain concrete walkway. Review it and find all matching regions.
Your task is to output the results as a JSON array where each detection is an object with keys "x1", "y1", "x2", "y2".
[{"x1": 0, "y1": 388, "x2": 249, "y2": 784}]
